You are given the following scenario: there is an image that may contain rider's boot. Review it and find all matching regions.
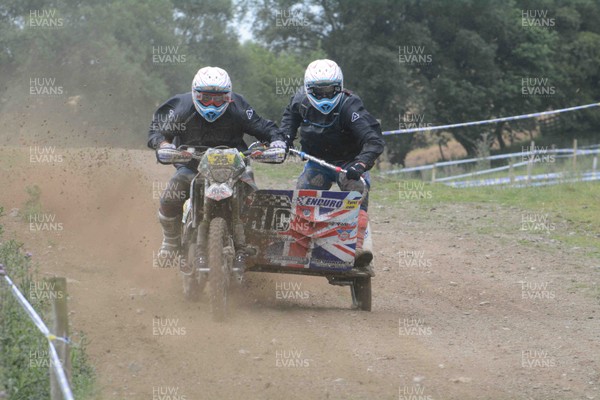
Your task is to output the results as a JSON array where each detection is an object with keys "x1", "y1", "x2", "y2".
[
  {"x1": 234, "y1": 251, "x2": 247, "y2": 270},
  {"x1": 158, "y1": 211, "x2": 182, "y2": 268},
  {"x1": 354, "y1": 209, "x2": 373, "y2": 269}
]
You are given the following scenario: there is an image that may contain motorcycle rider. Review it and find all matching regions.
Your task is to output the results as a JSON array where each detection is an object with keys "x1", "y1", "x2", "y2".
[
  {"x1": 274, "y1": 59, "x2": 384, "y2": 268},
  {"x1": 148, "y1": 66, "x2": 286, "y2": 274}
]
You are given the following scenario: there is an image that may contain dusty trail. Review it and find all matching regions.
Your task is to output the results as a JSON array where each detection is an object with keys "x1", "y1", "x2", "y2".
[{"x1": 1, "y1": 146, "x2": 598, "y2": 400}]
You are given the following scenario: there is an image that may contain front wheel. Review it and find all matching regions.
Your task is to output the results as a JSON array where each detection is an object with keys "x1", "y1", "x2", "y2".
[
  {"x1": 182, "y1": 234, "x2": 207, "y2": 301},
  {"x1": 208, "y1": 217, "x2": 232, "y2": 322}
]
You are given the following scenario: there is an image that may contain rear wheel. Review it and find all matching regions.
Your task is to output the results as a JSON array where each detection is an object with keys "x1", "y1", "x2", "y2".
[
  {"x1": 351, "y1": 277, "x2": 372, "y2": 311},
  {"x1": 209, "y1": 217, "x2": 231, "y2": 321}
]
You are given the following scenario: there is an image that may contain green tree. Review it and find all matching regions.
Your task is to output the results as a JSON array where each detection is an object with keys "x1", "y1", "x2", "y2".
[{"x1": 248, "y1": 0, "x2": 600, "y2": 162}]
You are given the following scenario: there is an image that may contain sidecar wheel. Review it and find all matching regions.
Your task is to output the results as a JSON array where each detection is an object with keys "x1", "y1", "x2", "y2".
[{"x1": 351, "y1": 277, "x2": 372, "y2": 311}]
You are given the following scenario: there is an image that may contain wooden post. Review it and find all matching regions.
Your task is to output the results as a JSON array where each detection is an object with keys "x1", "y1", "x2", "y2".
[
  {"x1": 572, "y1": 139, "x2": 578, "y2": 170},
  {"x1": 526, "y1": 141, "x2": 534, "y2": 184},
  {"x1": 49, "y1": 277, "x2": 70, "y2": 400},
  {"x1": 593, "y1": 157, "x2": 598, "y2": 176},
  {"x1": 431, "y1": 164, "x2": 436, "y2": 183},
  {"x1": 509, "y1": 158, "x2": 514, "y2": 184}
]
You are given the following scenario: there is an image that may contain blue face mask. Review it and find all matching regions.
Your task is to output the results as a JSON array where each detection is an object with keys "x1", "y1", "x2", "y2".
[
  {"x1": 302, "y1": 94, "x2": 347, "y2": 128},
  {"x1": 306, "y1": 85, "x2": 342, "y2": 115},
  {"x1": 193, "y1": 98, "x2": 229, "y2": 122}
]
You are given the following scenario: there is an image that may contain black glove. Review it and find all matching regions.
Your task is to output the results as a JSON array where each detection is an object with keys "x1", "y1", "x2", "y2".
[
  {"x1": 269, "y1": 140, "x2": 288, "y2": 150},
  {"x1": 274, "y1": 129, "x2": 293, "y2": 148},
  {"x1": 345, "y1": 161, "x2": 367, "y2": 180}
]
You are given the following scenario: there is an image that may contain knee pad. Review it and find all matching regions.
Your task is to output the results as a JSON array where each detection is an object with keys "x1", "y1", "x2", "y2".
[{"x1": 159, "y1": 169, "x2": 193, "y2": 217}]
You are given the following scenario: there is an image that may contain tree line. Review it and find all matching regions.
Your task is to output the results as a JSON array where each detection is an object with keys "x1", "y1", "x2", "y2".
[{"x1": 1, "y1": 0, "x2": 599, "y2": 164}]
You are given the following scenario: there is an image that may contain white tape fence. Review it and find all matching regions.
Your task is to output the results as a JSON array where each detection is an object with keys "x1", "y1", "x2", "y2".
[
  {"x1": 383, "y1": 142, "x2": 600, "y2": 188},
  {"x1": 383, "y1": 101, "x2": 600, "y2": 135},
  {"x1": 0, "y1": 264, "x2": 74, "y2": 400}
]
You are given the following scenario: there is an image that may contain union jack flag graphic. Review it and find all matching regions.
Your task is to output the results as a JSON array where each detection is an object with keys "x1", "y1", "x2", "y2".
[{"x1": 245, "y1": 190, "x2": 362, "y2": 270}]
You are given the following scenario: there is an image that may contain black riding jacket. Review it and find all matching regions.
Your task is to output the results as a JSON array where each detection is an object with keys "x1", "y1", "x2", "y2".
[
  {"x1": 147, "y1": 92, "x2": 280, "y2": 168},
  {"x1": 279, "y1": 89, "x2": 385, "y2": 169}
]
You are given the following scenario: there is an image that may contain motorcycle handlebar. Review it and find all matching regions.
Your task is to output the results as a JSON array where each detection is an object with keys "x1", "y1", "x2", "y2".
[
  {"x1": 157, "y1": 145, "x2": 365, "y2": 185},
  {"x1": 156, "y1": 145, "x2": 286, "y2": 165},
  {"x1": 288, "y1": 148, "x2": 367, "y2": 186}
]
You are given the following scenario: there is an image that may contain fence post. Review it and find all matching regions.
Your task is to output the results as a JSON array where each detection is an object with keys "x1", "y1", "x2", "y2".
[
  {"x1": 431, "y1": 164, "x2": 436, "y2": 183},
  {"x1": 49, "y1": 277, "x2": 70, "y2": 400},
  {"x1": 572, "y1": 139, "x2": 578, "y2": 170},
  {"x1": 526, "y1": 141, "x2": 535, "y2": 184},
  {"x1": 593, "y1": 156, "x2": 598, "y2": 176},
  {"x1": 509, "y1": 158, "x2": 514, "y2": 184}
]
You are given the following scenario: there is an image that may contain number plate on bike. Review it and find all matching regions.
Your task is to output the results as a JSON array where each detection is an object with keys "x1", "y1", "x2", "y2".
[{"x1": 207, "y1": 153, "x2": 236, "y2": 165}]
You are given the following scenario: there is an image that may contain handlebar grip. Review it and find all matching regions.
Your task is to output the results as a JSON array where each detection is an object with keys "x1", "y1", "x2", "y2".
[{"x1": 156, "y1": 148, "x2": 193, "y2": 164}]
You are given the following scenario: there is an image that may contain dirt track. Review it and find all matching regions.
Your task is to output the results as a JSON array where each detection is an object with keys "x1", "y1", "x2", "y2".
[{"x1": 1, "y1": 146, "x2": 599, "y2": 400}]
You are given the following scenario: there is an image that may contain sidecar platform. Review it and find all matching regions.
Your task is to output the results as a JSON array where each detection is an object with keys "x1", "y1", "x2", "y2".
[{"x1": 247, "y1": 264, "x2": 374, "y2": 278}]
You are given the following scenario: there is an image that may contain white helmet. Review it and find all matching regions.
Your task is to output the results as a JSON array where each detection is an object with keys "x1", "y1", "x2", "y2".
[
  {"x1": 191, "y1": 66, "x2": 232, "y2": 122},
  {"x1": 304, "y1": 59, "x2": 344, "y2": 115}
]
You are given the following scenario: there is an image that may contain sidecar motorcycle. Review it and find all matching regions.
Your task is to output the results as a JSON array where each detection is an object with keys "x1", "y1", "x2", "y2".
[{"x1": 157, "y1": 143, "x2": 374, "y2": 321}]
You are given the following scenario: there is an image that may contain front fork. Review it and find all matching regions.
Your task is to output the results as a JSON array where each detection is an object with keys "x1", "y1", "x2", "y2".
[
  {"x1": 231, "y1": 196, "x2": 247, "y2": 284},
  {"x1": 193, "y1": 180, "x2": 247, "y2": 283}
]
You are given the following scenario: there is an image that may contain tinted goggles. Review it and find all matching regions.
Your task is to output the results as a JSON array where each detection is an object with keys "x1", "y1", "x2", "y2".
[
  {"x1": 307, "y1": 84, "x2": 342, "y2": 100},
  {"x1": 193, "y1": 90, "x2": 231, "y2": 107}
]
